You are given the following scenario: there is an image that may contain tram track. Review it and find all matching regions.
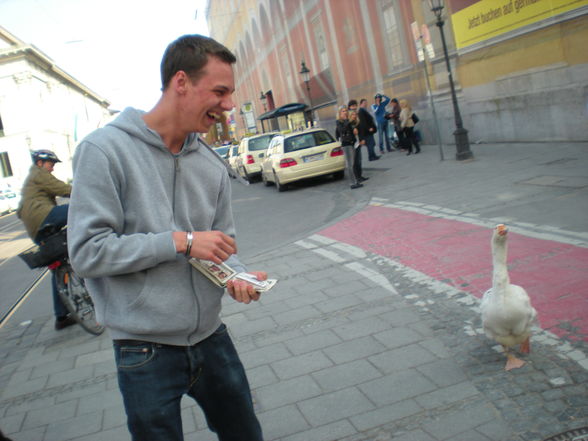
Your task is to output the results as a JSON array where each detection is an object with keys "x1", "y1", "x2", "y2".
[{"x1": 0, "y1": 267, "x2": 48, "y2": 327}]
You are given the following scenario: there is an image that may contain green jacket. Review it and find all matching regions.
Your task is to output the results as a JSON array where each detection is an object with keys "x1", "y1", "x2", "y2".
[{"x1": 17, "y1": 165, "x2": 72, "y2": 240}]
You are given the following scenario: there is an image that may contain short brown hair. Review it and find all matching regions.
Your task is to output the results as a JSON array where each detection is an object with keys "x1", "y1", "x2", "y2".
[{"x1": 160, "y1": 35, "x2": 236, "y2": 90}]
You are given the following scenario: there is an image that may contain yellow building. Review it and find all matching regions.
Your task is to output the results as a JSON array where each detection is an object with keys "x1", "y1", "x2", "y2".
[{"x1": 207, "y1": 0, "x2": 588, "y2": 147}]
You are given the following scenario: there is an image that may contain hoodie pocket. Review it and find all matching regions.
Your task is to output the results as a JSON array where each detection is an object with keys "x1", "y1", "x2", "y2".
[{"x1": 119, "y1": 262, "x2": 197, "y2": 335}]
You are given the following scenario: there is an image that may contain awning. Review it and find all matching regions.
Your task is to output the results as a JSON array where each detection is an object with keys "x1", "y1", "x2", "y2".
[{"x1": 258, "y1": 103, "x2": 307, "y2": 120}]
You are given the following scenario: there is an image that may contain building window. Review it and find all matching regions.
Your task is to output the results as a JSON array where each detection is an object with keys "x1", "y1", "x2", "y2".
[
  {"x1": 0, "y1": 152, "x2": 13, "y2": 178},
  {"x1": 312, "y1": 16, "x2": 329, "y2": 71},
  {"x1": 380, "y1": 0, "x2": 405, "y2": 71}
]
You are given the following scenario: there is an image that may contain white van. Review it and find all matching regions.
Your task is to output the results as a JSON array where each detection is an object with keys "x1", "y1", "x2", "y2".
[{"x1": 235, "y1": 132, "x2": 279, "y2": 182}]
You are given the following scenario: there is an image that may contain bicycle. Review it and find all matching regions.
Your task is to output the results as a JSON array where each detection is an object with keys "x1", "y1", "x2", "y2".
[{"x1": 18, "y1": 226, "x2": 104, "y2": 336}]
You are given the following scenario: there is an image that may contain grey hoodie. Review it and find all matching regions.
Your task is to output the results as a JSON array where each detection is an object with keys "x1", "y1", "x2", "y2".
[{"x1": 68, "y1": 107, "x2": 245, "y2": 346}]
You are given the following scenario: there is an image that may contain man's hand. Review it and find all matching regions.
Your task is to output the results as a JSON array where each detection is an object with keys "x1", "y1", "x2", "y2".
[
  {"x1": 227, "y1": 271, "x2": 267, "y2": 304},
  {"x1": 174, "y1": 230, "x2": 236, "y2": 264}
]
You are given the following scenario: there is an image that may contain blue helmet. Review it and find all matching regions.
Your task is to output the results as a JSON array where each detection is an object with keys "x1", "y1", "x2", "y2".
[{"x1": 32, "y1": 149, "x2": 61, "y2": 164}]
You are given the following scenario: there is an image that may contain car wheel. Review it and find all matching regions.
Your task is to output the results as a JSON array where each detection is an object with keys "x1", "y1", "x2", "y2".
[
  {"x1": 274, "y1": 172, "x2": 286, "y2": 192},
  {"x1": 333, "y1": 170, "x2": 345, "y2": 180}
]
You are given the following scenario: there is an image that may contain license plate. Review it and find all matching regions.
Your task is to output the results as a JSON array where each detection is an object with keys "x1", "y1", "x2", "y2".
[{"x1": 303, "y1": 153, "x2": 324, "y2": 163}]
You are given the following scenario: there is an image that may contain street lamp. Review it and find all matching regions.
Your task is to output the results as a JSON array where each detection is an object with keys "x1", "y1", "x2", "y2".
[
  {"x1": 429, "y1": 0, "x2": 473, "y2": 160},
  {"x1": 299, "y1": 60, "x2": 314, "y2": 124},
  {"x1": 259, "y1": 91, "x2": 267, "y2": 112}
]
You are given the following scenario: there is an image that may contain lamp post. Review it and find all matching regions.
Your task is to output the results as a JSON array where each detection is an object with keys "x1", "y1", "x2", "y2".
[
  {"x1": 429, "y1": 0, "x2": 473, "y2": 160},
  {"x1": 299, "y1": 60, "x2": 314, "y2": 125},
  {"x1": 259, "y1": 92, "x2": 268, "y2": 133}
]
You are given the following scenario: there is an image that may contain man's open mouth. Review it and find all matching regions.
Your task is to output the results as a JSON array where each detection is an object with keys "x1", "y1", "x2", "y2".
[{"x1": 206, "y1": 112, "x2": 220, "y2": 122}]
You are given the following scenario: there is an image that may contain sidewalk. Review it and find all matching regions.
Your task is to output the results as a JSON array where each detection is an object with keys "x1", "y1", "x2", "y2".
[{"x1": 0, "y1": 142, "x2": 587, "y2": 441}]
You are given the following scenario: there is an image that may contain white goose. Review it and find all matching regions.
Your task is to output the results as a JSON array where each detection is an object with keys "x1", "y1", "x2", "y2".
[{"x1": 481, "y1": 224, "x2": 537, "y2": 370}]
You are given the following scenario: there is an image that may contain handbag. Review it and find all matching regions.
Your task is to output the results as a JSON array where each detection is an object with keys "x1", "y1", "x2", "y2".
[{"x1": 411, "y1": 113, "x2": 419, "y2": 124}]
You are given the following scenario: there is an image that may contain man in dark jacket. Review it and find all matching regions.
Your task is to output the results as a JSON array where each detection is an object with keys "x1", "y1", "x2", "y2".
[{"x1": 354, "y1": 98, "x2": 380, "y2": 161}]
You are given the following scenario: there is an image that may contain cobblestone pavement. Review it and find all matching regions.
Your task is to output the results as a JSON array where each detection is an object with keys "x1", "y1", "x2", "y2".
[
  {"x1": 1, "y1": 221, "x2": 586, "y2": 441},
  {"x1": 1, "y1": 142, "x2": 587, "y2": 441}
]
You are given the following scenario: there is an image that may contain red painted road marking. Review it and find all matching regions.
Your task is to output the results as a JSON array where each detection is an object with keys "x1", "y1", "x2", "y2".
[{"x1": 318, "y1": 205, "x2": 588, "y2": 341}]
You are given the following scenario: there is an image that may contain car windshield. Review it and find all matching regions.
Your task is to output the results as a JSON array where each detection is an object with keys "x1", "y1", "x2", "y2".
[
  {"x1": 284, "y1": 131, "x2": 334, "y2": 153},
  {"x1": 248, "y1": 135, "x2": 275, "y2": 151},
  {"x1": 214, "y1": 146, "x2": 229, "y2": 156}
]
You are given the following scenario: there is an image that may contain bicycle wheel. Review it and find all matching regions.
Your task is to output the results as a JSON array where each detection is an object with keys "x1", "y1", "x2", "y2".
[{"x1": 56, "y1": 264, "x2": 104, "y2": 335}]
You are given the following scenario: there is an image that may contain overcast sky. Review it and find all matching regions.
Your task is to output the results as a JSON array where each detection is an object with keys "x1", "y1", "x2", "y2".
[{"x1": 0, "y1": 0, "x2": 210, "y2": 110}]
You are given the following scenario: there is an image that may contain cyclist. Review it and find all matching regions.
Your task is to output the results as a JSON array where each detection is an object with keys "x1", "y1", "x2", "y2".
[{"x1": 17, "y1": 149, "x2": 76, "y2": 330}]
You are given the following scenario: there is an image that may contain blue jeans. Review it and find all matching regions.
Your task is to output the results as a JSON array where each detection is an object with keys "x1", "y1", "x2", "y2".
[
  {"x1": 377, "y1": 121, "x2": 391, "y2": 152},
  {"x1": 113, "y1": 324, "x2": 263, "y2": 441},
  {"x1": 35, "y1": 204, "x2": 69, "y2": 319}
]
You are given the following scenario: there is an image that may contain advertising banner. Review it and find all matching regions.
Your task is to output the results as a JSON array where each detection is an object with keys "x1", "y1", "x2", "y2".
[{"x1": 451, "y1": 0, "x2": 588, "y2": 49}]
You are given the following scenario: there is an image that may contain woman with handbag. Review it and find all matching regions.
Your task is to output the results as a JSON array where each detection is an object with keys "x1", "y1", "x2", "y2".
[
  {"x1": 399, "y1": 99, "x2": 421, "y2": 156},
  {"x1": 335, "y1": 105, "x2": 363, "y2": 189}
]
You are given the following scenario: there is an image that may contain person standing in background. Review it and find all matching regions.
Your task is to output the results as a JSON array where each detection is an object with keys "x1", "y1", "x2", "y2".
[
  {"x1": 371, "y1": 93, "x2": 392, "y2": 154},
  {"x1": 400, "y1": 98, "x2": 421, "y2": 156},
  {"x1": 348, "y1": 108, "x2": 367, "y2": 183},
  {"x1": 350, "y1": 99, "x2": 379, "y2": 162},
  {"x1": 335, "y1": 105, "x2": 362, "y2": 189}
]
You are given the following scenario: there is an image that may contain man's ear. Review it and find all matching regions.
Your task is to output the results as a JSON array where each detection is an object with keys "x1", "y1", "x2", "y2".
[{"x1": 173, "y1": 70, "x2": 190, "y2": 95}]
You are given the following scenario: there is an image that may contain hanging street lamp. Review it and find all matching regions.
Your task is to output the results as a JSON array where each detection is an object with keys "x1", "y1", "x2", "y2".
[{"x1": 299, "y1": 60, "x2": 314, "y2": 125}]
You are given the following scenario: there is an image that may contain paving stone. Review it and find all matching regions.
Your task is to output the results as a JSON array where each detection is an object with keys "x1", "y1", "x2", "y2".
[
  {"x1": 227, "y1": 316, "x2": 277, "y2": 338},
  {"x1": 359, "y1": 370, "x2": 437, "y2": 406},
  {"x1": 390, "y1": 429, "x2": 437, "y2": 441},
  {"x1": 256, "y1": 375, "x2": 321, "y2": 410},
  {"x1": 350, "y1": 398, "x2": 423, "y2": 432},
  {"x1": 373, "y1": 327, "x2": 424, "y2": 349},
  {"x1": 4, "y1": 395, "x2": 55, "y2": 416},
  {"x1": 239, "y1": 343, "x2": 291, "y2": 369},
  {"x1": 0, "y1": 412, "x2": 25, "y2": 434},
  {"x1": 273, "y1": 305, "x2": 324, "y2": 326},
  {"x1": 323, "y1": 280, "x2": 369, "y2": 297},
  {"x1": 315, "y1": 293, "x2": 366, "y2": 314},
  {"x1": 2, "y1": 374, "x2": 46, "y2": 400},
  {"x1": 103, "y1": 405, "x2": 127, "y2": 430},
  {"x1": 298, "y1": 387, "x2": 375, "y2": 426},
  {"x1": 448, "y1": 428, "x2": 493, "y2": 441},
  {"x1": 257, "y1": 404, "x2": 310, "y2": 441},
  {"x1": 74, "y1": 424, "x2": 131, "y2": 441},
  {"x1": 75, "y1": 348, "x2": 114, "y2": 368},
  {"x1": 46, "y1": 365, "x2": 94, "y2": 388},
  {"x1": 22, "y1": 399, "x2": 76, "y2": 430},
  {"x1": 247, "y1": 364, "x2": 279, "y2": 389},
  {"x1": 415, "y1": 382, "x2": 480, "y2": 409},
  {"x1": 270, "y1": 349, "x2": 333, "y2": 380},
  {"x1": 77, "y1": 388, "x2": 124, "y2": 415},
  {"x1": 378, "y1": 308, "x2": 423, "y2": 327},
  {"x1": 332, "y1": 317, "x2": 391, "y2": 341},
  {"x1": 416, "y1": 358, "x2": 470, "y2": 387},
  {"x1": 421, "y1": 402, "x2": 497, "y2": 440},
  {"x1": 284, "y1": 329, "x2": 342, "y2": 355},
  {"x1": 312, "y1": 359, "x2": 382, "y2": 392},
  {"x1": 18, "y1": 346, "x2": 60, "y2": 370},
  {"x1": 369, "y1": 344, "x2": 438, "y2": 373},
  {"x1": 281, "y1": 419, "x2": 357, "y2": 441},
  {"x1": 324, "y1": 336, "x2": 387, "y2": 364},
  {"x1": 44, "y1": 410, "x2": 102, "y2": 440},
  {"x1": 476, "y1": 418, "x2": 516, "y2": 441}
]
